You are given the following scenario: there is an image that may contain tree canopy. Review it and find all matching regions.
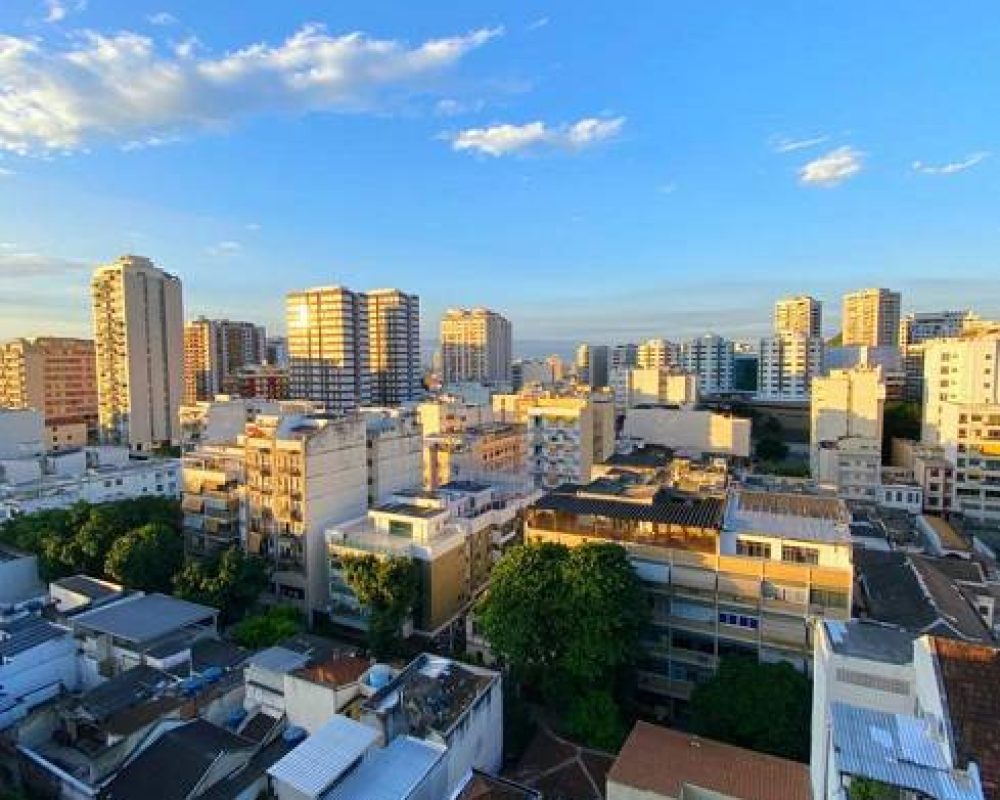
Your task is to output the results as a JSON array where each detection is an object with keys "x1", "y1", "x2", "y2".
[
  {"x1": 477, "y1": 541, "x2": 645, "y2": 748},
  {"x1": 105, "y1": 521, "x2": 183, "y2": 593},
  {"x1": 174, "y1": 547, "x2": 270, "y2": 624},
  {"x1": 689, "y1": 657, "x2": 812, "y2": 762},
  {"x1": 341, "y1": 554, "x2": 420, "y2": 658},
  {"x1": 231, "y1": 605, "x2": 303, "y2": 649}
]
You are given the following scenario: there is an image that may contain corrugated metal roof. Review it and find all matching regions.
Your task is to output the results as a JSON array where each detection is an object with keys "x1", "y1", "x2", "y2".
[
  {"x1": 324, "y1": 736, "x2": 444, "y2": 800},
  {"x1": 247, "y1": 646, "x2": 309, "y2": 674},
  {"x1": 831, "y1": 703, "x2": 983, "y2": 800},
  {"x1": 0, "y1": 616, "x2": 67, "y2": 658},
  {"x1": 73, "y1": 593, "x2": 217, "y2": 643},
  {"x1": 267, "y1": 715, "x2": 377, "y2": 797}
]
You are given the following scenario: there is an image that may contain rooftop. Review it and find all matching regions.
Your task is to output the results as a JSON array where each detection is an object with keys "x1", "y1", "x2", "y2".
[
  {"x1": 823, "y1": 620, "x2": 918, "y2": 665},
  {"x1": 324, "y1": 736, "x2": 445, "y2": 800},
  {"x1": 104, "y1": 720, "x2": 253, "y2": 800},
  {"x1": 72, "y1": 593, "x2": 217, "y2": 644},
  {"x1": 530, "y1": 486, "x2": 724, "y2": 530},
  {"x1": 931, "y1": 637, "x2": 1000, "y2": 798},
  {"x1": 51, "y1": 575, "x2": 122, "y2": 602},
  {"x1": 373, "y1": 501, "x2": 449, "y2": 520},
  {"x1": 247, "y1": 646, "x2": 310, "y2": 675},
  {"x1": 922, "y1": 515, "x2": 973, "y2": 553},
  {"x1": 0, "y1": 615, "x2": 67, "y2": 659},
  {"x1": 451, "y1": 770, "x2": 542, "y2": 799},
  {"x1": 831, "y1": 702, "x2": 982, "y2": 800},
  {"x1": 725, "y1": 490, "x2": 852, "y2": 544},
  {"x1": 603, "y1": 444, "x2": 674, "y2": 469},
  {"x1": 362, "y1": 654, "x2": 498, "y2": 740},
  {"x1": 607, "y1": 721, "x2": 809, "y2": 800},
  {"x1": 267, "y1": 715, "x2": 378, "y2": 796},
  {"x1": 294, "y1": 654, "x2": 370, "y2": 688}
]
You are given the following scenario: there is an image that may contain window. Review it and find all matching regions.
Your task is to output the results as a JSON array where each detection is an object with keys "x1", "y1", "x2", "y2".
[
  {"x1": 719, "y1": 612, "x2": 758, "y2": 630},
  {"x1": 736, "y1": 540, "x2": 771, "y2": 559},
  {"x1": 388, "y1": 519, "x2": 413, "y2": 538},
  {"x1": 782, "y1": 545, "x2": 819, "y2": 565}
]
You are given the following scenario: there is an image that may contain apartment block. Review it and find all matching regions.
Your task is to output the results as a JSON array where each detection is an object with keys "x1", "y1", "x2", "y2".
[
  {"x1": 363, "y1": 408, "x2": 423, "y2": 506},
  {"x1": 756, "y1": 334, "x2": 824, "y2": 401},
  {"x1": 183, "y1": 317, "x2": 266, "y2": 404},
  {"x1": 775, "y1": 295, "x2": 822, "y2": 338},
  {"x1": 418, "y1": 397, "x2": 493, "y2": 435},
  {"x1": 366, "y1": 288, "x2": 421, "y2": 404},
  {"x1": 681, "y1": 334, "x2": 734, "y2": 395},
  {"x1": 181, "y1": 443, "x2": 245, "y2": 558},
  {"x1": 225, "y1": 363, "x2": 290, "y2": 400},
  {"x1": 0, "y1": 337, "x2": 98, "y2": 451},
  {"x1": 266, "y1": 336, "x2": 289, "y2": 367},
  {"x1": 627, "y1": 368, "x2": 699, "y2": 408},
  {"x1": 841, "y1": 287, "x2": 902, "y2": 347},
  {"x1": 575, "y1": 343, "x2": 610, "y2": 388},
  {"x1": 328, "y1": 482, "x2": 537, "y2": 638},
  {"x1": 91, "y1": 255, "x2": 184, "y2": 451},
  {"x1": 242, "y1": 413, "x2": 368, "y2": 613},
  {"x1": 637, "y1": 338, "x2": 680, "y2": 370},
  {"x1": 623, "y1": 406, "x2": 751, "y2": 459},
  {"x1": 526, "y1": 394, "x2": 615, "y2": 488},
  {"x1": 287, "y1": 286, "x2": 370, "y2": 412},
  {"x1": 939, "y1": 403, "x2": 1000, "y2": 523},
  {"x1": 525, "y1": 485, "x2": 853, "y2": 715},
  {"x1": 424, "y1": 423, "x2": 526, "y2": 490},
  {"x1": 440, "y1": 308, "x2": 512, "y2": 387},
  {"x1": 810, "y1": 367, "x2": 885, "y2": 484},
  {"x1": 921, "y1": 331, "x2": 1000, "y2": 445}
]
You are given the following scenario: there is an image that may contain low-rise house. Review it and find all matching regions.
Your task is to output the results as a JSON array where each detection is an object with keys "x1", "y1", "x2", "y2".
[
  {"x1": 49, "y1": 575, "x2": 124, "y2": 616},
  {"x1": 607, "y1": 721, "x2": 810, "y2": 800},
  {"x1": 0, "y1": 545, "x2": 46, "y2": 608},
  {"x1": 0, "y1": 616, "x2": 78, "y2": 730}
]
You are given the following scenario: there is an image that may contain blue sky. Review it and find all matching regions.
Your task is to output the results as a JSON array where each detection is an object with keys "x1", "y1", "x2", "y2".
[{"x1": 2, "y1": 1, "x2": 1000, "y2": 355}]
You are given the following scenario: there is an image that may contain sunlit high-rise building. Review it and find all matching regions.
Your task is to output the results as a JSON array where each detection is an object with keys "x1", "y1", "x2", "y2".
[
  {"x1": 183, "y1": 317, "x2": 266, "y2": 404},
  {"x1": 774, "y1": 295, "x2": 822, "y2": 338},
  {"x1": 841, "y1": 288, "x2": 901, "y2": 347},
  {"x1": 366, "y1": 288, "x2": 421, "y2": 404},
  {"x1": 440, "y1": 308, "x2": 512, "y2": 387}
]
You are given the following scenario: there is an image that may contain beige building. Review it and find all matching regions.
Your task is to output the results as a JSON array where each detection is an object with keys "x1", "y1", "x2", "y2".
[
  {"x1": 91, "y1": 255, "x2": 184, "y2": 451},
  {"x1": 841, "y1": 287, "x2": 901, "y2": 347},
  {"x1": 181, "y1": 443, "x2": 245, "y2": 558},
  {"x1": 365, "y1": 289, "x2": 420, "y2": 404},
  {"x1": 637, "y1": 338, "x2": 679, "y2": 370},
  {"x1": 0, "y1": 337, "x2": 98, "y2": 451},
  {"x1": 242, "y1": 413, "x2": 368, "y2": 613},
  {"x1": 628, "y1": 368, "x2": 699, "y2": 407},
  {"x1": 939, "y1": 403, "x2": 1000, "y2": 523},
  {"x1": 417, "y1": 397, "x2": 493, "y2": 435},
  {"x1": 756, "y1": 333, "x2": 824, "y2": 401},
  {"x1": 286, "y1": 286, "x2": 370, "y2": 412},
  {"x1": 623, "y1": 406, "x2": 751, "y2": 459},
  {"x1": 424, "y1": 423, "x2": 526, "y2": 490},
  {"x1": 810, "y1": 367, "x2": 885, "y2": 483},
  {"x1": 524, "y1": 394, "x2": 615, "y2": 488},
  {"x1": 183, "y1": 317, "x2": 266, "y2": 404},
  {"x1": 440, "y1": 308, "x2": 512, "y2": 387},
  {"x1": 775, "y1": 295, "x2": 822, "y2": 338},
  {"x1": 921, "y1": 330, "x2": 1000, "y2": 445},
  {"x1": 526, "y1": 486, "x2": 853, "y2": 713},
  {"x1": 363, "y1": 408, "x2": 423, "y2": 506}
]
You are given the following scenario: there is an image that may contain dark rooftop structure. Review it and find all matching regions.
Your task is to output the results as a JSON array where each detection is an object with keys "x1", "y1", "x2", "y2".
[
  {"x1": 72, "y1": 593, "x2": 217, "y2": 645},
  {"x1": 854, "y1": 549, "x2": 993, "y2": 643},
  {"x1": 51, "y1": 575, "x2": 121, "y2": 603},
  {"x1": 604, "y1": 444, "x2": 674, "y2": 469},
  {"x1": 530, "y1": 484, "x2": 725, "y2": 529},
  {"x1": 737, "y1": 490, "x2": 849, "y2": 522},
  {"x1": 0, "y1": 615, "x2": 66, "y2": 660},
  {"x1": 823, "y1": 620, "x2": 918, "y2": 665},
  {"x1": 76, "y1": 665, "x2": 172, "y2": 723},
  {"x1": 931, "y1": 638, "x2": 1000, "y2": 799},
  {"x1": 439, "y1": 480, "x2": 492, "y2": 493},
  {"x1": 453, "y1": 769, "x2": 542, "y2": 799},
  {"x1": 104, "y1": 720, "x2": 254, "y2": 800},
  {"x1": 373, "y1": 501, "x2": 447, "y2": 519}
]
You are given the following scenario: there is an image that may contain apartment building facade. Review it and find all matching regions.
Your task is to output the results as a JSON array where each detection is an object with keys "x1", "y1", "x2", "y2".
[
  {"x1": 841, "y1": 287, "x2": 901, "y2": 348},
  {"x1": 183, "y1": 317, "x2": 266, "y2": 404},
  {"x1": 440, "y1": 308, "x2": 512, "y2": 387},
  {"x1": 939, "y1": 403, "x2": 1000, "y2": 523},
  {"x1": 810, "y1": 367, "x2": 885, "y2": 487},
  {"x1": 424, "y1": 423, "x2": 526, "y2": 490},
  {"x1": 91, "y1": 255, "x2": 184, "y2": 451},
  {"x1": 366, "y1": 288, "x2": 421, "y2": 404},
  {"x1": 681, "y1": 335, "x2": 735, "y2": 396},
  {"x1": 637, "y1": 338, "x2": 680, "y2": 370},
  {"x1": 526, "y1": 395, "x2": 615, "y2": 488},
  {"x1": 774, "y1": 295, "x2": 822, "y2": 338},
  {"x1": 756, "y1": 333, "x2": 824, "y2": 401},
  {"x1": 524, "y1": 485, "x2": 853, "y2": 716},
  {"x1": 0, "y1": 337, "x2": 98, "y2": 451},
  {"x1": 921, "y1": 330, "x2": 1000, "y2": 445}
]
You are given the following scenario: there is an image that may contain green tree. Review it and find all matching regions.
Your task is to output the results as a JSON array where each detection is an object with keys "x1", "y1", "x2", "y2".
[
  {"x1": 231, "y1": 606, "x2": 303, "y2": 648},
  {"x1": 341, "y1": 554, "x2": 419, "y2": 658},
  {"x1": 689, "y1": 657, "x2": 811, "y2": 762},
  {"x1": 882, "y1": 401, "x2": 921, "y2": 459},
  {"x1": 755, "y1": 437, "x2": 789, "y2": 462},
  {"x1": 174, "y1": 548, "x2": 270, "y2": 624},
  {"x1": 567, "y1": 689, "x2": 627, "y2": 751},
  {"x1": 105, "y1": 522, "x2": 183, "y2": 592},
  {"x1": 849, "y1": 778, "x2": 898, "y2": 800}
]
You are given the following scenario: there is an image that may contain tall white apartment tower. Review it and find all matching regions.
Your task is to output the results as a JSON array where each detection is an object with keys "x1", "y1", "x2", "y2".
[
  {"x1": 921, "y1": 328, "x2": 1000, "y2": 444},
  {"x1": 841, "y1": 288, "x2": 902, "y2": 347},
  {"x1": 440, "y1": 308, "x2": 513, "y2": 387},
  {"x1": 366, "y1": 289, "x2": 421, "y2": 404},
  {"x1": 775, "y1": 295, "x2": 822, "y2": 338},
  {"x1": 287, "y1": 286, "x2": 370, "y2": 412},
  {"x1": 757, "y1": 334, "x2": 824, "y2": 401},
  {"x1": 91, "y1": 255, "x2": 184, "y2": 452},
  {"x1": 681, "y1": 334, "x2": 735, "y2": 395}
]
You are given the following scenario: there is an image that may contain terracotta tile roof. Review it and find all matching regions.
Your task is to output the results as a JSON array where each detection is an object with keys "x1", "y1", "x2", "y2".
[
  {"x1": 607, "y1": 722, "x2": 809, "y2": 800},
  {"x1": 931, "y1": 637, "x2": 1000, "y2": 799},
  {"x1": 296, "y1": 655, "x2": 370, "y2": 687}
]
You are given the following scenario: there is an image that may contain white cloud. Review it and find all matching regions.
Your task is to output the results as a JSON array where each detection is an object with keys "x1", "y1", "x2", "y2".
[
  {"x1": 42, "y1": 0, "x2": 85, "y2": 23},
  {"x1": 434, "y1": 97, "x2": 486, "y2": 117},
  {"x1": 451, "y1": 115, "x2": 625, "y2": 157},
  {"x1": 208, "y1": 240, "x2": 242, "y2": 256},
  {"x1": 0, "y1": 250, "x2": 89, "y2": 277},
  {"x1": 0, "y1": 24, "x2": 502, "y2": 155},
  {"x1": 772, "y1": 134, "x2": 829, "y2": 153},
  {"x1": 799, "y1": 146, "x2": 863, "y2": 187},
  {"x1": 147, "y1": 12, "x2": 177, "y2": 26},
  {"x1": 912, "y1": 151, "x2": 990, "y2": 175},
  {"x1": 527, "y1": 17, "x2": 550, "y2": 31},
  {"x1": 245, "y1": 222, "x2": 261, "y2": 232},
  {"x1": 0, "y1": 166, "x2": 14, "y2": 177}
]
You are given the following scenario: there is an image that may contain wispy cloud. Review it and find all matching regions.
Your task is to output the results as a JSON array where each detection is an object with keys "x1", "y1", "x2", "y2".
[
  {"x1": 527, "y1": 17, "x2": 550, "y2": 31},
  {"x1": 42, "y1": 0, "x2": 85, "y2": 23},
  {"x1": 434, "y1": 98, "x2": 486, "y2": 117},
  {"x1": 771, "y1": 134, "x2": 829, "y2": 153},
  {"x1": 451, "y1": 116, "x2": 625, "y2": 157},
  {"x1": 245, "y1": 222, "x2": 261, "y2": 232},
  {"x1": 799, "y1": 145, "x2": 863, "y2": 187},
  {"x1": 147, "y1": 11, "x2": 177, "y2": 26},
  {"x1": 0, "y1": 250, "x2": 90, "y2": 277},
  {"x1": 912, "y1": 151, "x2": 990, "y2": 175},
  {"x1": 0, "y1": 166, "x2": 15, "y2": 177},
  {"x1": 0, "y1": 24, "x2": 503, "y2": 155},
  {"x1": 207, "y1": 240, "x2": 242, "y2": 257}
]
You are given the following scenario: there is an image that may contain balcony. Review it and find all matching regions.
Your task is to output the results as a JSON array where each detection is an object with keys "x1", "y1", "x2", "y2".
[{"x1": 635, "y1": 669, "x2": 694, "y2": 701}]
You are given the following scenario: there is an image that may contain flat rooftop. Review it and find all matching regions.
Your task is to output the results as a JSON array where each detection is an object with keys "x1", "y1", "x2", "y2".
[
  {"x1": 267, "y1": 715, "x2": 378, "y2": 796},
  {"x1": 373, "y1": 501, "x2": 448, "y2": 520},
  {"x1": 362, "y1": 654, "x2": 498, "y2": 739},
  {"x1": 823, "y1": 620, "x2": 917, "y2": 665},
  {"x1": 531, "y1": 487, "x2": 724, "y2": 530},
  {"x1": 323, "y1": 736, "x2": 444, "y2": 800},
  {"x1": 73, "y1": 593, "x2": 217, "y2": 644},
  {"x1": 724, "y1": 490, "x2": 851, "y2": 544}
]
